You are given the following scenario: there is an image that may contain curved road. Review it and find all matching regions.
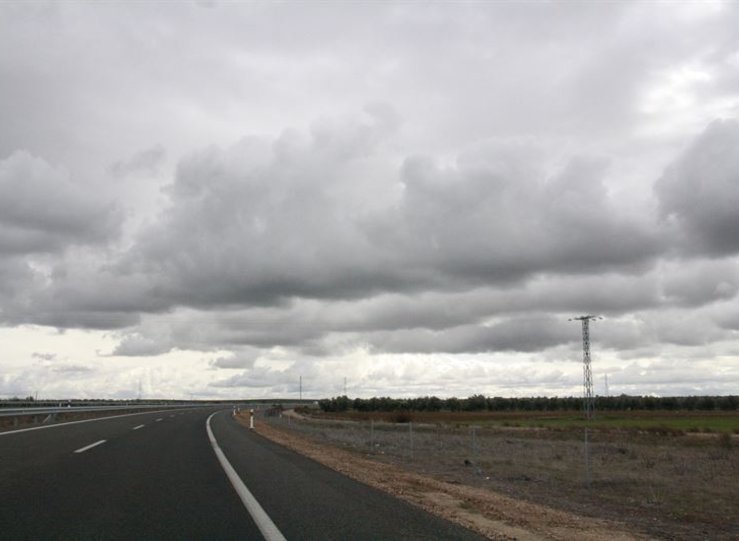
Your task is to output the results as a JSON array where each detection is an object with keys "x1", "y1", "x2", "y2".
[{"x1": 0, "y1": 408, "x2": 486, "y2": 540}]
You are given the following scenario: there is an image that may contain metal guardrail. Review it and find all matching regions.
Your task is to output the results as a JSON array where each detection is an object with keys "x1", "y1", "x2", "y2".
[
  {"x1": 0, "y1": 403, "x2": 218, "y2": 418},
  {"x1": 0, "y1": 400, "x2": 314, "y2": 430}
]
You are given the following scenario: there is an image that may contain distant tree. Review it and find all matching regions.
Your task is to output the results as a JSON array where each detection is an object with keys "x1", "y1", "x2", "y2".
[
  {"x1": 464, "y1": 394, "x2": 486, "y2": 411},
  {"x1": 446, "y1": 397, "x2": 461, "y2": 411}
]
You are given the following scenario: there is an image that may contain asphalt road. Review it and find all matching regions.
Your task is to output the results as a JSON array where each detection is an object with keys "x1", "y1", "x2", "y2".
[{"x1": 0, "y1": 408, "x2": 486, "y2": 540}]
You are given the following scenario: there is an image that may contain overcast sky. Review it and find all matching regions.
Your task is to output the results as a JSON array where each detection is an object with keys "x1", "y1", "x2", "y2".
[{"x1": 1, "y1": 1, "x2": 738, "y2": 400}]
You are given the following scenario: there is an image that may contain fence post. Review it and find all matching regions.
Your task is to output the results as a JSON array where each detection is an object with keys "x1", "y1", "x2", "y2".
[
  {"x1": 470, "y1": 425, "x2": 481, "y2": 475},
  {"x1": 409, "y1": 422, "x2": 414, "y2": 460},
  {"x1": 584, "y1": 427, "x2": 592, "y2": 488}
]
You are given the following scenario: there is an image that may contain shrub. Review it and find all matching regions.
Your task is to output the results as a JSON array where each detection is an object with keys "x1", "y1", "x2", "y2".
[
  {"x1": 388, "y1": 411, "x2": 413, "y2": 423},
  {"x1": 717, "y1": 432, "x2": 733, "y2": 449}
]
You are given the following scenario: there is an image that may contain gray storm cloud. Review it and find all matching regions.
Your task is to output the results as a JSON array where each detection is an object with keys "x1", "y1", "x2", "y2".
[
  {"x1": 88, "y1": 115, "x2": 733, "y2": 360},
  {"x1": 1, "y1": 1, "x2": 739, "y2": 400},
  {"x1": 0, "y1": 151, "x2": 120, "y2": 255},
  {"x1": 4, "y1": 114, "x2": 739, "y2": 358},
  {"x1": 114, "y1": 116, "x2": 662, "y2": 316},
  {"x1": 656, "y1": 119, "x2": 739, "y2": 257}
]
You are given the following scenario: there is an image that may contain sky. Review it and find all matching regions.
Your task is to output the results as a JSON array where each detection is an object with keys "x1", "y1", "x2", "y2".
[{"x1": 1, "y1": 1, "x2": 739, "y2": 400}]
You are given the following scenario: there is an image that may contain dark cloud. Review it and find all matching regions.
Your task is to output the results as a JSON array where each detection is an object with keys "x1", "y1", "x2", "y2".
[
  {"x1": 660, "y1": 258, "x2": 739, "y2": 307},
  {"x1": 0, "y1": 151, "x2": 121, "y2": 256},
  {"x1": 366, "y1": 316, "x2": 574, "y2": 355},
  {"x1": 111, "y1": 118, "x2": 662, "y2": 320},
  {"x1": 656, "y1": 119, "x2": 739, "y2": 257}
]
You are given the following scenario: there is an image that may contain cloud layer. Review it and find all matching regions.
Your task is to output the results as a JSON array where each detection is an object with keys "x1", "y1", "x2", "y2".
[{"x1": 1, "y1": 2, "x2": 738, "y2": 398}]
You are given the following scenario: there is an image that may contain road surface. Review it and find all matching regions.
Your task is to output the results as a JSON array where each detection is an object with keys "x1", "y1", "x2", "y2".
[{"x1": 0, "y1": 408, "x2": 486, "y2": 540}]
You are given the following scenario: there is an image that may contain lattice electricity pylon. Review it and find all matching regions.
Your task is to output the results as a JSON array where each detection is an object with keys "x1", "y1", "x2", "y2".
[{"x1": 569, "y1": 315, "x2": 602, "y2": 420}]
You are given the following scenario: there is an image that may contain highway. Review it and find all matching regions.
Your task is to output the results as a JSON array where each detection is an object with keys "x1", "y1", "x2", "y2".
[{"x1": 0, "y1": 408, "x2": 486, "y2": 540}]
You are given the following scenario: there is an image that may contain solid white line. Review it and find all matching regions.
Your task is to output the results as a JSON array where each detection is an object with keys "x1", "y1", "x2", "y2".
[
  {"x1": 74, "y1": 439, "x2": 106, "y2": 453},
  {"x1": 206, "y1": 412, "x2": 286, "y2": 541},
  {"x1": 133, "y1": 424, "x2": 145, "y2": 430}
]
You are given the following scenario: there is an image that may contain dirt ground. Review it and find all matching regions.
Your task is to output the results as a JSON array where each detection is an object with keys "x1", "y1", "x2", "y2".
[{"x1": 236, "y1": 412, "x2": 650, "y2": 540}]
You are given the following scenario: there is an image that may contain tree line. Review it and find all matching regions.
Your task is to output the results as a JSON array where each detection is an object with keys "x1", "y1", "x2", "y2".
[{"x1": 318, "y1": 394, "x2": 739, "y2": 413}]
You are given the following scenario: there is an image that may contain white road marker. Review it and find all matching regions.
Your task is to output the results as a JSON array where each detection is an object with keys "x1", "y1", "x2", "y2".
[
  {"x1": 74, "y1": 439, "x2": 106, "y2": 453},
  {"x1": 206, "y1": 412, "x2": 286, "y2": 541},
  {"x1": 155, "y1": 418, "x2": 163, "y2": 422},
  {"x1": 133, "y1": 424, "x2": 145, "y2": 430}
]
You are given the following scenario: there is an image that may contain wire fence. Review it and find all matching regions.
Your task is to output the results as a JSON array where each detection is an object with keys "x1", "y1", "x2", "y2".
[{"x1": 263, "y1": 413, "x2": 633, "y2": 484}]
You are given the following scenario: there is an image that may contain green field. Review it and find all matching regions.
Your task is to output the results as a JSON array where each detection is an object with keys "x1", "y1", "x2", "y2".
[{"x1": 315, "y1": 409, "x2": 739, "y2": 434}]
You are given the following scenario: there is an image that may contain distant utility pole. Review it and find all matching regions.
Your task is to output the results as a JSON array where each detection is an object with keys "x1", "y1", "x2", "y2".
[{"x1": 569, "y1": 315, "x2": 602, "y2": 420}]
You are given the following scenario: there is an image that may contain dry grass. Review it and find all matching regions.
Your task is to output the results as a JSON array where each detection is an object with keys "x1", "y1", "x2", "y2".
[
  {"x1": 261, "y1": 410, "x2": 739, "y2": 540},
  {"x1": 240, "y1": 414, "x2": 647, "y2": 541}
]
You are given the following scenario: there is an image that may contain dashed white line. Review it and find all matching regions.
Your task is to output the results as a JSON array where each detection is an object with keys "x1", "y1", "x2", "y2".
[
  {"x1": 206, "y1": 412, "x2": 286, "y2": 541},
  {"x1": 74, "y1": 439, "x2": 106, "y2": 454},
  {"x1": 133, "y1": 424, "x2": 145, "y2": 430},
  {"x1": 155, "y1": 418, "x2": 163, "y2": 422}
]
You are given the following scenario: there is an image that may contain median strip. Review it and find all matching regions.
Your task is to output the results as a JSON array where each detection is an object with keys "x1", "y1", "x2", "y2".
[
  {"x1": 74, "y1": 440, "x2": 106, "y2": 454},
  {"x1": 206, "y1": 412, "x2": 286, "y2": 541}
]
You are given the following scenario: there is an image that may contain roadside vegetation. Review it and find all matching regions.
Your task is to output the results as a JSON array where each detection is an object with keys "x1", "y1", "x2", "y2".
[{"x1": 276, "y1": 395, "x2": 739, "y2": 539}]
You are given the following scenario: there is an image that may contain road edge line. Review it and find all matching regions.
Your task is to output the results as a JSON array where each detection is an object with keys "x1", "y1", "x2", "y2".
[{"x1": 206, "y1": 411, "x2": 287, "y2": 541}]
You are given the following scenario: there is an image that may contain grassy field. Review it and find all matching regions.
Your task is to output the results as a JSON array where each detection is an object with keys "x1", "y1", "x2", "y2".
[
  {"x1": 315, "y1": 409, "x2": 739, "y2": 434},
  {"x1": 279, "y1": 408, "x2": 739, "y2": 539}
]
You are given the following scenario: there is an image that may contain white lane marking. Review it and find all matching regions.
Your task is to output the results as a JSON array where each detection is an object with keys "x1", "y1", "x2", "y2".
[
  {"x1": 155, "y1": 418, "x2": 163, "y2": 422},
  {"x1": 74, "y1": 439, "x2": 106, "y2": 454},
  {"x1": 0, "y1": 408, "x2": 203, "y2": 437},
  {"x1": 133, "y1": 424, "x2": 145, "y2": 430},
  {"x1": 206, "y1": 412, "x2": 286, "y2": 541}
]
